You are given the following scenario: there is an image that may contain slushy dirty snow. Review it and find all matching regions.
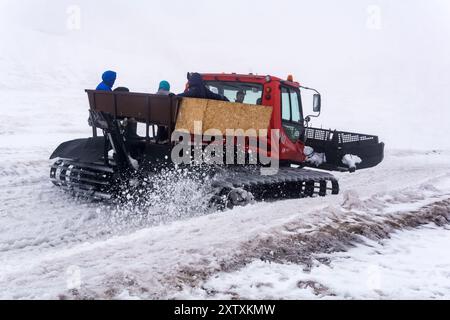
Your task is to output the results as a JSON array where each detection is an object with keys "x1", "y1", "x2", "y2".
[
  {"x1": 304, "y1": 146, "x2": 326, "y2": 167},
  {"x1": 342, "y1": 154, "x2": 362, "y2": 170},
  {"x1": 179, "y1": 225, "x2": 450, "y2": 300}
]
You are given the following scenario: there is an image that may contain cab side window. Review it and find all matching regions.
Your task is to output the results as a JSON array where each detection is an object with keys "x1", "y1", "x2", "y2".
[
  {"x1": 290, "y1": 90, "x2": 301, "y2": 122},
  {"x1": 281, "y1": 87, "x2": 291, "y2": 121},
  {"x1": 281, "y1": 86, "x2": 304, "y2": 142}
]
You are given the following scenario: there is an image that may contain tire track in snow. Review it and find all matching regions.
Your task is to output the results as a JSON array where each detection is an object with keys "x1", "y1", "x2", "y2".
[{"x1": 174, "y1": 191, "x2": 450, "y2": 298}]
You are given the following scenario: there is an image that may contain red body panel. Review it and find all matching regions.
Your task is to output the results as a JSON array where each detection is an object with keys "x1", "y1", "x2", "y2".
[{"x1": 201, "y1": 73, "x2": 306, "y2": 164}]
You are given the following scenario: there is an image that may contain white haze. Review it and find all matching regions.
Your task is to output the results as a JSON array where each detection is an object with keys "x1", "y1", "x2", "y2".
[{"x1": 0, "y1": 0, "x2": 449, "y2": 149}]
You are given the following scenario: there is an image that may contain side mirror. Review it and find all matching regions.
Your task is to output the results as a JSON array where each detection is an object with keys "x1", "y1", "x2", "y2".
[{"x1": 313, "y1": 94, "x2": 321, "y2": 113}]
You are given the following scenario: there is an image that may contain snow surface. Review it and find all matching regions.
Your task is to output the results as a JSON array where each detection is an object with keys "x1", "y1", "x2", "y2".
[
  {"x1": 179, "y1": 225, "x2": 450, "y2": 300},
  {"x1": 1, "y1": 0, "x2": 450, "y2": 300},
  {"x1": 304, "y1": 146, "x2": 327, "y2": 167},
  {"x1": 342, "y1": 154, "x2": 363, "y2": 169},
  {"x1": 1, "y1": 139, "x2": 450, "y2": 299}
]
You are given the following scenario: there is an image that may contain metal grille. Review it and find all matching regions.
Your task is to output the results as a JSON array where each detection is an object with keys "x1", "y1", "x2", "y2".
[
  {"x1": 305, "y1": 128, "x2": 330, "y2": 141},
  {"x1": 306, "y1": 128, "x2": 377, "y2": 144},
  {"x1": 338, "y1": 133, "x2": 375, "y2": 144}
]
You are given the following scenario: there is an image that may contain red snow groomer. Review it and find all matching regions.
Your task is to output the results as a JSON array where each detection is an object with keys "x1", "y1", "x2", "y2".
[{"x1": 50, "y1": 73, "x2": 384, "y2": 208}]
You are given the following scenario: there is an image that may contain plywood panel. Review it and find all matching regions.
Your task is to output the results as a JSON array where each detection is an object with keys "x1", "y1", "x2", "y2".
[
  {"x1": 175, "y1": 98, "x2": 208, "y2": 133},
  {"x1": 175, "y1": 98, "x2": 273, "y2": 136},
  {"x1": 203, "y1": 101, "x2": 242, "y2": 134},
  {"x1": 237, "y1": 104, "x2": 273, "y2": 132}
]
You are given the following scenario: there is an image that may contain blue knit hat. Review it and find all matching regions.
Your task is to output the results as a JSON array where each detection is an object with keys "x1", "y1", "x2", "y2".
[
  {"x1": 102, "y1": 70, "x2": 117, "y2": 87},
  {"x1": 159, "y1": 80, "x2": 170, "y2": 91}
]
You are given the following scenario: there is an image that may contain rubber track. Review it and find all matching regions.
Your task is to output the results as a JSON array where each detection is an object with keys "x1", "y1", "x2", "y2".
[
  {"x1": 213, "y1": 167, "x2": 339, "y2": 200},
  {"x1": 50, "y1": 160, "x2": 339, "y2": 202}
]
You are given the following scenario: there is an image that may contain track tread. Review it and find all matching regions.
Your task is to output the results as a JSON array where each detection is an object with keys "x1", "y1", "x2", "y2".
[{"x1": 50, "y1": 160, "x2": 340, "y2": 205}]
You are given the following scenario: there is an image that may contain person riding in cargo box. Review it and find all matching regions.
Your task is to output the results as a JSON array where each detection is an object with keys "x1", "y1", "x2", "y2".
[
  {"x1": 155, "y1": 80, "x2": 173, "y2": 143},
  {"x1": 178, "y1": 72, "x2": 229, "y2": 101},
  {"x1": 111, "y1": 87, "x2": 140, "y2": 140},
  {"x1": 156, "y1": 80, "x2": 172, "y2": 96},
  {"x1": 96, "y1": 70, "x2": 117, "y2": 91}
]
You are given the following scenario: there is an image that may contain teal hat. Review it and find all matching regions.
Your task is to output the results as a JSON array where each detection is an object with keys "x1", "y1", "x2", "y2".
[{"x1": 159, "y1": 80, "x2": 170, "y2": 91}]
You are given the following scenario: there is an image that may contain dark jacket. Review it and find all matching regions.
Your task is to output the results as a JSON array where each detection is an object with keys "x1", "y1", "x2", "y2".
[
  {"x1": 96, "y1": 71, "x2": 117, "y2": 91},
  {"x1": 178, "y1": 73, "x2": 229, "y2": 101}
]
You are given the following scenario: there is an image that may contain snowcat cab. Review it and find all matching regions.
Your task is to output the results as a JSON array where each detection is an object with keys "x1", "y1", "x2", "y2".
[{"x1": 200, "y1": 74, "x2": 384, "y2": 171}]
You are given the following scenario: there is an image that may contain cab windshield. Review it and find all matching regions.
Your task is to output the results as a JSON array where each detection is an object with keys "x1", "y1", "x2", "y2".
[{"x1": 205, "y1": 81, "x2": 264, "y2": 105}]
